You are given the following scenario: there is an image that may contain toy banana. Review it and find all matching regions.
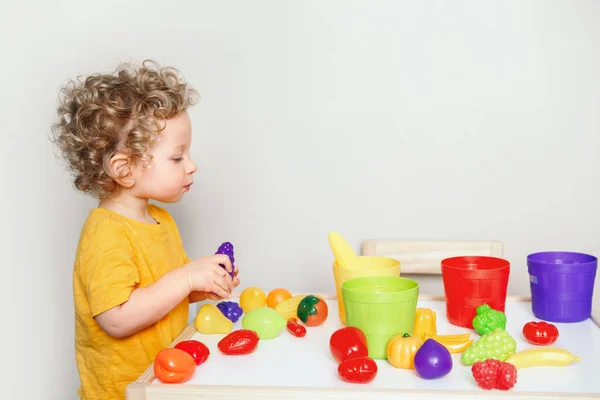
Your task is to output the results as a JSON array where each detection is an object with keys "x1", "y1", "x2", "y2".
[
  {"x1": 274, "y1": 295, "x2": 306, "y2": 320},
  {"x1": 425, "y1": 333, "x2": 473, "y2": 353},
  {"x1": 504, "y1": 347, "x2": 580, "y2": 369}
]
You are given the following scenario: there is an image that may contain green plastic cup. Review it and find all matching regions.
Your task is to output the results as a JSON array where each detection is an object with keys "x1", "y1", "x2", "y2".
[{"x1": 342, "y1": 276, "x2": 419, "y2": 359}]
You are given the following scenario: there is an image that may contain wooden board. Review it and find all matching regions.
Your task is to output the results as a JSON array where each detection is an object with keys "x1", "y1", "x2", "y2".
[
  {"x1": 127, "y1": 295, "x2": 600, "y2": 400},
  {"x1": 362, "y1": 240, "x2": 504, "y2": 274}
]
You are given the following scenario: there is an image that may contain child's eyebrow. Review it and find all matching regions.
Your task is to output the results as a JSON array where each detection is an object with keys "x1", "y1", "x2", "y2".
[{"x1": 172, "y1": 144, "x2": 186, "y2": 151}]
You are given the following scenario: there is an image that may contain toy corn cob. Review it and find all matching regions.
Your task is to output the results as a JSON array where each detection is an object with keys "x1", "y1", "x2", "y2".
[{"x1": 328, "y1": 231, "x2": 358, "y2": 269}]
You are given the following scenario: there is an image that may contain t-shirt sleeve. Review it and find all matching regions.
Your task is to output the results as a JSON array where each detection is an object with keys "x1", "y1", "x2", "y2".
[{"x1": 78, "y1": 221, "x2": 140, "y2": 317}]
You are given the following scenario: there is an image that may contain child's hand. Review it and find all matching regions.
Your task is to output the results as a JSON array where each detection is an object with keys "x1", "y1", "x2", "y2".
[
  {"x1": 233, "y1": 264, "x2": 240, "y2": 288},
  {"x1": 204, "y1": 264, "x2": 240, "y2": 300},
  {"x1": 184, "y1": 254, "x2": 234, "y2": 299}
]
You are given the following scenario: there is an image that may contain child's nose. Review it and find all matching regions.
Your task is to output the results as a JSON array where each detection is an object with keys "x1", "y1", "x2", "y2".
[{"x1": 187, "y1": 158, "x2": 197, "y2": 174}]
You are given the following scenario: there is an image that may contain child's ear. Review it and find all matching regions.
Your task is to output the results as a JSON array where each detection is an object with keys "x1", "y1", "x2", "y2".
[{"x1": 107, "y1": 153, "x2": 136, "y2": 188}]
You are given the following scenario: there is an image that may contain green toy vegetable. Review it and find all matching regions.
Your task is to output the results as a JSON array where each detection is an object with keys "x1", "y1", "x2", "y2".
[
  {"x1": 461, "y1": 328, "x2": 516, "y2": 366},
  {"x1": 472, "y1": 304, "x2": 507, "y2": 336}
]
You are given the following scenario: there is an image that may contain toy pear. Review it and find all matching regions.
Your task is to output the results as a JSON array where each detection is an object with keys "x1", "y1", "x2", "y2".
[{"x1": 195, "y1": 304, "x2": 233, "y2": 334}]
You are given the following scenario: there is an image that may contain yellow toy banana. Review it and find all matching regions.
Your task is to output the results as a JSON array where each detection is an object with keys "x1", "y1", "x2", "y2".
[
  {"x1": 504, "y1": 347, "x2": 580, "y2": 369},
  {"x1": 425, "y1": 333, "x2": 473, "y2": 353}
]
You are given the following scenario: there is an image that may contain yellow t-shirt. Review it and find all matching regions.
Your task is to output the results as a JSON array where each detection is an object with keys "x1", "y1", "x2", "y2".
[{"x1": 73, "y1": 204, "x2": 191, "y2": 400}]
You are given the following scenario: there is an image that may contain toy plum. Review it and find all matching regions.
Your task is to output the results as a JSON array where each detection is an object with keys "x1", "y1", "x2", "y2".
[{"x1": 413, "y1": 339, "x2": 453, "y2": 379}]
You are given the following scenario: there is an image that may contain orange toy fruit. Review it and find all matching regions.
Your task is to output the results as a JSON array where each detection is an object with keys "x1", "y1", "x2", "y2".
[
  {"x1": 239, "y1": 286, "x2": 266, "y2": 313},
  {"x1": 266, "y1": 288, "x2": 292, "y2": 308}
]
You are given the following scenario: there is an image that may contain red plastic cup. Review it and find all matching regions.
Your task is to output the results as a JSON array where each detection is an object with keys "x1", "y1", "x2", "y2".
[{"x1": 441, "y1": 256, "x2": 510, "y2": 328}]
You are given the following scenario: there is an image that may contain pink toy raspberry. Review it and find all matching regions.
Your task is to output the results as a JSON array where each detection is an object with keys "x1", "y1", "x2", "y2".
[
  {"x1": 496, "y1": 362, "x2": 517, "y2": 390},
  {"x1": 471, "y1": 359, "x2": 517, "y2": 391},
  {"x1": 471, "y1": 359, "x2": 500, "y2": 390}
]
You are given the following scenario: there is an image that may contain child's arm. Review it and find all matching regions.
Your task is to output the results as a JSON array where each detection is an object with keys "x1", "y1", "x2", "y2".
[{"x1": 95, "y1": 255, "x2": 233, "y2": 338}]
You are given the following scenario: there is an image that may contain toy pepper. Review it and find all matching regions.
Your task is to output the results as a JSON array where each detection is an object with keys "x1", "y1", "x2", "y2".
[
  {"x1": 472, "y1": 304, "x2": 507, "y2": 336},
  {"x1": 522, "y1": 321, "x2": 559, "y2": 345},
  {"x1": 413, "y1": 308, "x2": 437, "y2": 341}
]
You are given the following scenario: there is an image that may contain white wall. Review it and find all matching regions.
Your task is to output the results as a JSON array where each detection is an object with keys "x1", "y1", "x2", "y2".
[{"x1": 2, "y1": 0, "x2": 599, "y2": 398}]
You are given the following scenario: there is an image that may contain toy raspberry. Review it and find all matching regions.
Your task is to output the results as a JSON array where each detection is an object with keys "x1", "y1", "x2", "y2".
[
  {"x1": 471, "y1": 359, "x2": 499, "y2": 389},
  {"x1": 496, "y1": 361, "x2": 517, "y2": 390},
  {"x1": 471, "y1": 359, "x2": 517, "y2": 391}
]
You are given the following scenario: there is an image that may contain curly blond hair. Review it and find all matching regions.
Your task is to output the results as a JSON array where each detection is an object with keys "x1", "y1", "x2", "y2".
[{"x1": 50, "y1": 59, "x2": 198, "y2": 199}]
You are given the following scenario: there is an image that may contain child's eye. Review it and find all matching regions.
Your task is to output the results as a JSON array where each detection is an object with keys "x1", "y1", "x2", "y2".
[{"x1": 173, "y1": 157, "x2": 183, "y2": 163}]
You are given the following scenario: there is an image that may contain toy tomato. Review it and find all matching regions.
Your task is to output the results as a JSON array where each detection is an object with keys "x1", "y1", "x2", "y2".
[
  {"x1": 153, "y1": 348, "x2": 196, "y2": 383},
  {"x1": 338, "y1": 356, "x2": 378, "y2": 384},
  {"x1": 174, "y1": 340, "x2": 210, "y2": 366},
  {"x1": 386, "y1": 333, "x2": 423, "y2": 369},
  {"x1": 522, "y1": 321, "x2": 559, "y2": 345},
  {"x1": 218, "y1": 329, "x2": 260, "y2": 355},
  {"x1": 329, "y1": 326, "x2": 368, "y2": 363},
  {"x1": 297, "y1": 295, "x2": 328, "y2": 326}
]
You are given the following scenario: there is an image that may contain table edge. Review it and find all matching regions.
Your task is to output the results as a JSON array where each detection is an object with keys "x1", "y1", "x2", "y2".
[
  {"x1": 127, "y1": 294, "x2": 600, "y2": 398},
  {"x1": 125, "y1": 382, "x2": 600, "y2": 399}
]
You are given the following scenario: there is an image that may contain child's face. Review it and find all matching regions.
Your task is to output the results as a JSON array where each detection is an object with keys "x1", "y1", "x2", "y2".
[{"x1": 132, "y1": 112, "x2": 198, "y2": 203}]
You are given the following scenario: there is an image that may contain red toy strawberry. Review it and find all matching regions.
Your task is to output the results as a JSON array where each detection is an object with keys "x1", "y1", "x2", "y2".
[{"x1": 471, "y1": 359, "x2": 517, "y2": 390}]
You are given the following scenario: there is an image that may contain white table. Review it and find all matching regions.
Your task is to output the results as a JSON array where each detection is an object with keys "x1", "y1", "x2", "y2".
[{"x1": 127, "y1": 295, "x2": 600, "y2": 399}]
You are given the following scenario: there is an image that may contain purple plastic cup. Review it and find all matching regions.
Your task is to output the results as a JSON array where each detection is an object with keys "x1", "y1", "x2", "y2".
[{"x1": 527, "y1": 251, "x2": 597, "y2": 323}]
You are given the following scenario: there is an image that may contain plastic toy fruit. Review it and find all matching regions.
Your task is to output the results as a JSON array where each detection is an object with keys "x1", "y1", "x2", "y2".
[
  {"x1": 215, "y1": 241, "x2": 235, "y2": 278},
  {"x1": 266, "y1": 288, "x2": 292, "y2": 308},
  {"x1": 413, "y1": 339, "x2": 453, "y2": 379},
  {"x1": 337, "y1": 356, "x2": 378, "y2": 384},
  {"x1": 274, "y1": 294, "x2": 305, "y2": 319},
  {"x1": 461, "y1": 328, "x2": 516, "y2": 366},
  {"x1": 241, "y1": 307, "x2": 286, "y2": 339},
  {"x1": 504, "y1": 347, "x2": 580, "y2": 369},
  {"x1": 522, "y1": 321, "x2": 559, "y2": 346},
  {"x1": 153, "y1": 348, "x2": 196, "y2": 383},
  {"x1": 472, "y1": 359, "x2": 517, "y2": 390},
  {"x1": 217, "y1": 301, "x2": 244, "y2": 323},
  {"x1": 297, "y1": 295, "x2": 328, "y2": 326},
  {"x1": 239, "y1": 286, "x2": 266, "y2": 313},
  {"x1": 472, "y1": 304, "x2": 507, "y2": 336},
  {"x1": 386, "y1": 333, "x2": 423, "y2": 369},
  {"x1": 286, "y1": 318, "x2": 307, "y2": 337},
  {"x1": 174, "y1": 340, "x2": 210, "y2": 365},
  {"x1": 329, "y1": 326, "x2": 368, "y2": 363},
  {"x1": 424, "y1": 333, "x2": 473, "y2": 354},
  {"x1": 413, "y1": 308, "x2": 437, "y2": 341},
  {"x1": 195, "y1": 304, "x2": 233, "y2": 334},
  {"x1": 218, "y1": 329, "x2": 260, "y2": 355}
]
